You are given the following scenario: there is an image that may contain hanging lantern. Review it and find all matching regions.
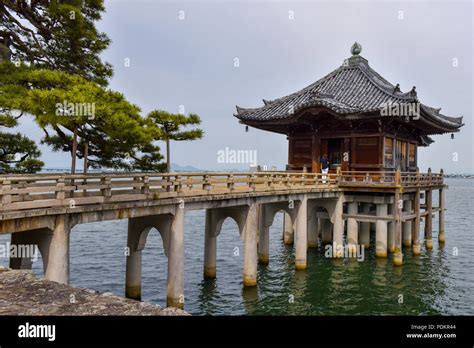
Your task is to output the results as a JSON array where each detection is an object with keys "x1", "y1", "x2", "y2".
[
  {"x1": 245, "y1": 125, "x2": 249, "y2": 132},
  {"x1": 451, "y1": 133, "x2": 454, "y2": 139}
]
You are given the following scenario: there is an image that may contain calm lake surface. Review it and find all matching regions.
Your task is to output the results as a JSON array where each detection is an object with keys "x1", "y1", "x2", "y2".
[{"x1": 1, "y1": 178, "x2": 472, "y2": 315}]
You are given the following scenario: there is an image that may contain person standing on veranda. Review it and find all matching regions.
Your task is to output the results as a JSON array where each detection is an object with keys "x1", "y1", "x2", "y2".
[{"x1": 321, "y1": 153, "x2": 330, "y2": 183}]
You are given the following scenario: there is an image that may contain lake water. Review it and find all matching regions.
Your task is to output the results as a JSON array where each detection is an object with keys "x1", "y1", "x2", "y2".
[{"x1": 1, "y1": 178, "x2": 473, "y2": 315}]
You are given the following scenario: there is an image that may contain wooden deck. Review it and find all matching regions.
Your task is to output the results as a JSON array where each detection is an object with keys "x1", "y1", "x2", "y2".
[{"x1": 0, "y1": 170, "x2": 444, "y2": 215}]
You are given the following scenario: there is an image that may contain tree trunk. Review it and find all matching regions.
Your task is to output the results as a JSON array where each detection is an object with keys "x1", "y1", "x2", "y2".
[
  {"x1": 71, "y1": 128, "x2": 78, "y2": 174},
  {"x1": 83, "y1": 141, "x2": 88, "y2": 174},
  {"x1": 166, "y1": 138, "x2": 170, "y2": 172}
]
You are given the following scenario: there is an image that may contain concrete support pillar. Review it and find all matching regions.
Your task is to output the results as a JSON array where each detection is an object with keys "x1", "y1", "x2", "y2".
[
  {"x1": 439, "y1": 188, "x2": 445, "y2": 244},
  {"x1": 43, "y1": 215, "x2": 70, "y2": 284},
  {"x1": 243, "y1": 204, "x2": 258, "y2": 287},
  {"x1": 387, "y1": 204, "x2": 395, "y2": 253},
  {"x1": 321, "y1": 219, "x2": 332, "y2": 245},
  {"x1": 402, "y1": 200, "x2": 412, "y2": 248},
  {"x1": 204, "y1": 209, "x2": 217, "y2": 278},
  {"x1": 167, "y1": 207, "x2": 185, "y2": 308},
  {"x1": 375, "y1": 203, "x2": 388, "y2": 258},
  {"x1": 9, "y1": 231, "x2": 34, "y2": 270},
  {"x1": 412, "y1": 189, "x2": 421, "y2": 255},
  {"x1": 125, "y1": 247, "x2": 142, "y2": 300},
  {"x1": 332, "y1": 197, "x2": 344, "y2": 258},
  {"x1": 393, "y1": 190, "x2": 403, "y2": 266},
  {"x1": 359, "y1": 203, "x2": 371, "y2": 248},
  {"x1": 125, "y1": 218, "x2": 143, "y2": 301},
  {"x1": 347, "y1": 202, "x2": 358, "y2": 254},
  {"x1": 258, "y1": 206, "x2": 270, "y2": 265},
  {"x1": 295, "y1": 196, "x2": 308, "y2": 269},
  {"x1": 283, "y1": 211, "x2": 294, "y2": 245},
  {"x1": 307, "y1": 211, "x2": 319, "y2": 248},
  {"x1": 425, "y1": 189, "x2": 433, "y2": 250}
]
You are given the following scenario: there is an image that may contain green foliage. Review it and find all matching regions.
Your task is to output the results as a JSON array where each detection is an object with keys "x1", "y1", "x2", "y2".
[
  {"x1": 0, "y1": 132, "x2": 44, "y2": 173},
  {"x1": 147, "y1": 109, "x2": 204, "y2": 171},
  {"x1": 147, "y1": 110, "x2": 204, "y2": 141},
  {"x1": 0, "y1": 0, "x2": 112, "y2": 86},
  {"x1": 0, "y1": 62, "x2": 165, "y2": 172}
]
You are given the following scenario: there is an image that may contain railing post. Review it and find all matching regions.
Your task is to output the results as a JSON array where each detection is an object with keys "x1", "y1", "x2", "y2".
[
  {"x1": 267, "y1": 174, "x2": 273, "y2": 189},
  {"x1": 55, "y1": 176, "x2": 66, "y2": 200},
  {"x1": 395, "y1": 167, "x2": 401, "y2": 186},
  {"x1": 1, "y1": 179, "x2": 12, "y2": 209},
  {"x1": 165, "y1": 175, "x2": 172, "y2": 192},
  {"x1": 440, "y1": 168, "x2": 444, "y2": 184},
  {"x1": 142, "y1": 175, "x2": 150, "y2": 195},
  {"x1": 227, "y1": 174, "x2": 235, "y2": 192},
  {"x1": 203, "y1": 174, "x2": 211, "y2": 192},
  {"x1": 416, "y1": 167, "x2": 420, "y2": 186},
  {"x1": 174, "y1": 175, "x2": 182, "y2": 192},
  {"x1": 428, "y1": 167, "x2": 432, "y2": 185},
  {"x1": 336, "y1": 167, "x2": 341, "y2": 185},
  {"x1": 286, "y1": 173, "x2": 291, "y2": 188},
  {"x1": 133, "y1": 176, "x2": 141, "y2": 194},
  {"x1": 101, "y1": 176, "x2": 111, "y2": 198},
  {"x1": 248, "y1": 174, "x2": 256, "y2": 191}
]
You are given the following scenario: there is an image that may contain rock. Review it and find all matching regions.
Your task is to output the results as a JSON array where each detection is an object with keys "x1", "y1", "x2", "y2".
[{"x1": 0, "y1": 269, "x2": 189, "y2": 316}]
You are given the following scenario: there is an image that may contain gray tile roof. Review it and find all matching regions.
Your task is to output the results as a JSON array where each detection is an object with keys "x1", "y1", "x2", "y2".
[{"x1": 234, "y1": 54, "x2": 464, "y2": 132}]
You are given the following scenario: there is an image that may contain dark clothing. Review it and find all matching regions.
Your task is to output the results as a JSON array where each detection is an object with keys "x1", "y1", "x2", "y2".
[{"x1": 320, "y1": 157, "x2": 329, "y2": 170}]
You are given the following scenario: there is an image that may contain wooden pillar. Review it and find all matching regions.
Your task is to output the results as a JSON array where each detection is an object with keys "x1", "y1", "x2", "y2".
[
  {"x1": 438, "y1": 188, "x2": 445, "y2": 243},
  {"x1": 424, "y1": 189, "x2": 433, "y2": 250},
  {"x1": 393, "y1": 188, "x2": 403, "y2": 266},
  {"x1": 387, "y1": 203, "x2": 395, "y2": 253},
  {"x1": 402, "y1": 199, "x2": 412, "y2": 247},
  {"x1": 311, "y1": 133, "x2": 321, "y2": 173},
  {"x1": 412, "y1": 189, "x2": 421, "y2": 255}
]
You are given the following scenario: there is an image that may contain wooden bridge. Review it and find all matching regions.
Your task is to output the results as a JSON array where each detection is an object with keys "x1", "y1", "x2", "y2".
[{"x1": 0, "y1": 169, "x2": 446, "y2": 308}]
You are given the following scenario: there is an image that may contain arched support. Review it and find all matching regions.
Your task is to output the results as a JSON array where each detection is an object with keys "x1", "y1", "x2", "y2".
[
  {"x1": 307, "y1": 213, "x2": 319, "y2": 248},
  {"x1": 125, "y1": 207, "x2": 184, "y2": 309}
]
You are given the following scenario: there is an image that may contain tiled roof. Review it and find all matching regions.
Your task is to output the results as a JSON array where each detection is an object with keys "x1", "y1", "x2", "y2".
[{"x1": 234, "y1": 53, "x2": 464, "y2": 132}]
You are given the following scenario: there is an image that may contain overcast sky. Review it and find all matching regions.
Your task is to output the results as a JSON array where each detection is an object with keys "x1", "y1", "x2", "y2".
[{"x1": 16, "y1": 0, "x2": 473, "y2": 173}]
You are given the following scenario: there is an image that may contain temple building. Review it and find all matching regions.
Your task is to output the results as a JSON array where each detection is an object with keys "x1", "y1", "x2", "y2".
[{"x1": 235, "y1": 43, "x2": 464, "y2": 173}]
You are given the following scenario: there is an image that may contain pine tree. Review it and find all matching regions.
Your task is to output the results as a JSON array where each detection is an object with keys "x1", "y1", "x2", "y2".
[{"x1": 147, "y1": 110, "x2": 204, "y2": 172}]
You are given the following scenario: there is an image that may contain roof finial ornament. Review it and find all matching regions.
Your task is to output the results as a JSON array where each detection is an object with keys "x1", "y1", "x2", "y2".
[
  {"x1": 351, "y1": 42, "x2": 362, "y2": 56},
  {"x1": 394, "y1": 83, "x2": 401, "y2": 93}
]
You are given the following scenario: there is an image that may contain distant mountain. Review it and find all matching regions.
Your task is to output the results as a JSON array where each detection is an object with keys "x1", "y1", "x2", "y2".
[{"x1": 170, "y1": 163, "x2": 202, "y2": 172}]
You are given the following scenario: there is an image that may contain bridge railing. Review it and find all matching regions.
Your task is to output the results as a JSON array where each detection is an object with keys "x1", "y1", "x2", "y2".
[
  {"x1": 0, "y1": 172, "x2": 339, "y2": 212},
  {"x1": 0, "y1": 170, "x2": 444, "y2": 212}
]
